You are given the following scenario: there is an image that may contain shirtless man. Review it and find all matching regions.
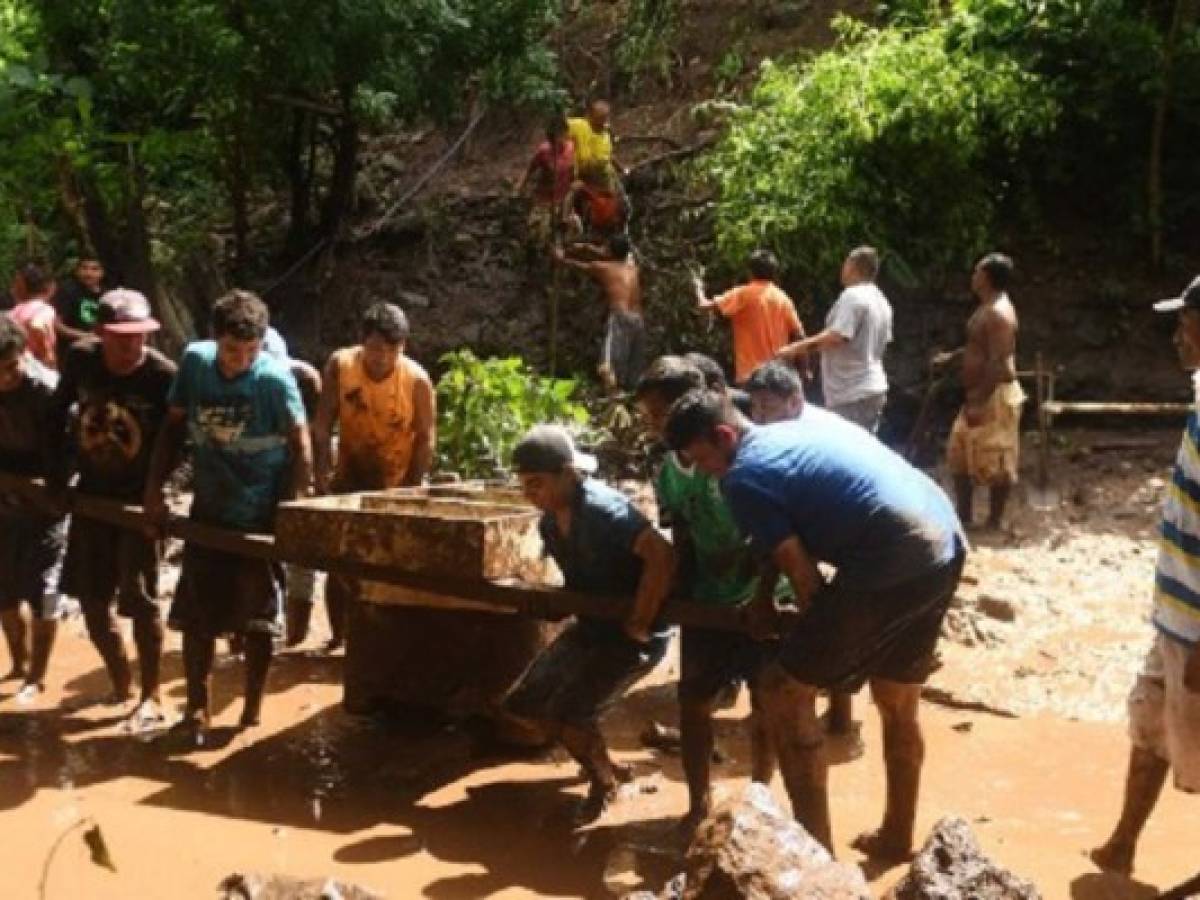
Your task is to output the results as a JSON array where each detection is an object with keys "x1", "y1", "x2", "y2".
[
  {"x1": 554, "y1": 234, "x2": 644, "y2": 393},
  {"x1": 935, "y1": 253, "x2": 1023, "y2": 529}
]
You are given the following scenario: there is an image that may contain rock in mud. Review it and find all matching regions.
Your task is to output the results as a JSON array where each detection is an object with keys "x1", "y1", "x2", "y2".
[
  {"x1": 976, "y1": 595, "x2": 1017, "y2": 623},
  {"x1": 629, "y1": 783, "x2": 869, "y2": 900},
  {"x1": 889, "y1": 816, "x2": 1041, "y2": 900},
  {"x1": 217, "y1": 872, "x2": 383, "y2": 899}
]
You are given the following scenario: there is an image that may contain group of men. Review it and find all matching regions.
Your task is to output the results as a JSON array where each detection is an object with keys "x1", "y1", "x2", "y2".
[{"x1": 0, "y1": 272, "x2": 434, "y2": 748}]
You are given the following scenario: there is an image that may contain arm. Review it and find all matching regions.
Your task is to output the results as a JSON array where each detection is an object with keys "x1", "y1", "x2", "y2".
[
  {"x1": 777, "y1": 328, "x2": 847, "y2": 361},
  {"x1": 45, "y1": 353, "x2": 79, "y2": 490},
  {"x1": 285, "y1": 422, "x2": 314, "y2": 501},
  {"x1": 312, "y1": 356, "x2": 340, "y2": 494},
  {"x1": 744, "y1": 558, "x2": 785, "y2": 640},
  {"x1": 693, "y1": 275, "x2": 724, "y2": 313},
  {"x1": 552, "y1": 244, "x2": 597, "y2": 275},
  {"x1": 404, "y1": 372, "x2": 436, "y2": 486},
  {"x1": 143, "y1": 407, "x2": 187, "y2": 535},
  {"x1": 931, "y1": 347, "x2": 965, "y2": 371},
  {"x1": 769, "y1": 535, "x2": 823, "y2": 614},
  {"x1": 626, "y1": 526, "x2": 675, "y2": 643},
  {"x1": 53, "y1": 319, "x2": 88, "y2": 346}
]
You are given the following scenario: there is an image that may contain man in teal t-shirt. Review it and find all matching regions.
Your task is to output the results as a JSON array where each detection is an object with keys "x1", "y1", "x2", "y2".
[{"x1": 637, "y1": 355, "x2": 788, "y2": 835}]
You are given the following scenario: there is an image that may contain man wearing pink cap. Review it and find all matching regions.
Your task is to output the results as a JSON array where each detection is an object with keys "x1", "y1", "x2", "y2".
[{"x1": 50, "y1": 288, "x2": 177, "y2": 731}]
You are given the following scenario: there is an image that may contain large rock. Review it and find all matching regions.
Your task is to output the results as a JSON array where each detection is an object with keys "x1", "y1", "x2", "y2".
[
  {"x1": 629, "y1": 784, "x2": 870, "y2": 900},
  {"x1": 217, "y1": 872, "x2": 382, "y2": 899},
  {"x1": 890, "y1": 817, "x2": 1041, "y2": 900}
]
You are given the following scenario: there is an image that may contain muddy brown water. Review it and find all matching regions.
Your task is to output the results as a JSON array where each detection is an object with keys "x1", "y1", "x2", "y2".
[{"x1": 2, "y1": 431, "x2": 1199, "y2": 899}]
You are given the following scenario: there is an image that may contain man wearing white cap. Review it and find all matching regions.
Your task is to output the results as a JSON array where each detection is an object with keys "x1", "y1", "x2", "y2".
[
  {"x1": 50, "y1": 288, "x2": 177, "y2": 730},
  {"x1": 1092, "y1": 275, "x2": 1200, "y2": 875},
  {"x1": 504, "y1": 424, "x2": 675, "y2": 824}
]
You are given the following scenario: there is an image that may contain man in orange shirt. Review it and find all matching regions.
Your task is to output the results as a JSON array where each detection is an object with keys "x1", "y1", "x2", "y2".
[
  {"x1": 694, "y1": 250, "x2": 805, "y2": 384},
  {"x1": 312, "y1": 302, "x2": 436, "y2": 650}
]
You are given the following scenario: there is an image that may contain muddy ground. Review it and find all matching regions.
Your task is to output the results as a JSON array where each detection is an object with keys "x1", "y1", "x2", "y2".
[{"x1": 2, "y1": 428, "x2": 1199, "y2": 899}]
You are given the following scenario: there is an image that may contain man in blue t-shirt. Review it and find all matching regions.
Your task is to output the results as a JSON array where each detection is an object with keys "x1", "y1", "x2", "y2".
[
  {"x1": 144, "y1": 290, "x2": 311, "y2": 747},
  {"x1": 665, "y1": 389, "x2": 966, "y2": 859},
  {"x1": 504, "y1": 424, "x2": 674, "y2": 825}
]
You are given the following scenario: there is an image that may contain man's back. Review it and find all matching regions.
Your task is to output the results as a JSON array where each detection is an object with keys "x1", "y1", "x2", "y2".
[
  {"x1": 722, "y1": 408, "x2": 960, "y2": 591},
  {"x1": 589, "y1": 259, "x2": 641, "y2": 316},
  {"x1": 717, "y1": 280, "x2": 802, "y2": 383},
  {"x1": 821, "y1": 283, "x2": 892, "y2": 406}
]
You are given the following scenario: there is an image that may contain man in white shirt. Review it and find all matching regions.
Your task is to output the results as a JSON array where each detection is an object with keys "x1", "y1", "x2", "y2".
[{"x1": 777, "y1": 246, "x2": 893, "y2": 433}]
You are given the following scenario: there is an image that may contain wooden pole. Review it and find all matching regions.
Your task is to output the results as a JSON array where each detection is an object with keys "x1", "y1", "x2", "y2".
[
  {"x1": 1036, "y1": 352, "x2": 1049, "y2": 493},
  {"x1": 0, "y1": 472, "x2": 767, "y2": 634}
]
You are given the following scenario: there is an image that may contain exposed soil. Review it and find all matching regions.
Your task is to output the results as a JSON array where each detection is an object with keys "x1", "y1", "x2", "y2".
[{"x1": 2, "y1": 428, "x2": 1199, "y2": 899}]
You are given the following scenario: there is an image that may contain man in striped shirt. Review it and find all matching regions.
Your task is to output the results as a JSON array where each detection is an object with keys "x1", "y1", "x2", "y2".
[{"x1": 1092, "y1": 275, "x2": 1200, "y2": 876}]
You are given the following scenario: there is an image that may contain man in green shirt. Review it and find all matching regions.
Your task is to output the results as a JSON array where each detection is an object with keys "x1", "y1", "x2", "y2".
[{"x1": 636, "y1": 356, "x2": 790, "y2": 835}]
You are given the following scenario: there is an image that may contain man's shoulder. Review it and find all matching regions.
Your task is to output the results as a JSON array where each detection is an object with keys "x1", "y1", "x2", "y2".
[
  {"x1": 402, "y1": 355, "x2": 432, "y2": 384},
  {"x1": 143, "y1": 346, "x2": 179, "y2": 377},
  {"x1": 180, "y1": 340, "x2": 216, "y2": 365},
  {"x1": 23, "y1": 357, "x2": 59, "y2": 395},
  {"x1": 580, "y1": 478, "x2": 644, "y2": 524}
]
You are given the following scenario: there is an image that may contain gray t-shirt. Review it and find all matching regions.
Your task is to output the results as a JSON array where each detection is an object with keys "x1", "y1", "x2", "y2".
[{"x1": 821, "y1": 282, "x2": 893, "y2": 406}]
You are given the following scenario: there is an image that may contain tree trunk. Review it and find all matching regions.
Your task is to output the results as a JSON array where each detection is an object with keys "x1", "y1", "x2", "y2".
[
  {"x1": 317, "y1": 88, "x2": 359, "y2": 242},
  {"x1": 283, "y1": 109, "x2": 316, "y2": 260},
  {"x1": 1148, "y1": 0, "x2": 1193, "y2": 271}
]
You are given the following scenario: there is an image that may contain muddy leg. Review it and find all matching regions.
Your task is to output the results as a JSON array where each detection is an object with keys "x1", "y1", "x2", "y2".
[
  {"x1": 826, "y1": 691, "x2": 854, "y2": 736},
  {"x1": 1, "y1": 607, "x2": 28, "y2": 679},
  {"x1": 83, "y1": 601, "x2": 133, "y2": 700},
  {"x1": 679, "y1": 696, "x2": 715, "y2": 833},
  {"x1": 182, "y1": 630, "x2": 215, "y2": 721},
  {"x1": 1090, "y1": 746, "x2": 1169, "y2": 876},
  {"x1": 852, "y1": 679, "x2": 923, "y2": 860},
  {"x1": 26, "y1": 617, "x2": 58, "y2": 689},
  {"x1": 758, "y1": 663, "x2": 830, "y2": 851},
  {"x1": 987, "y1": 481, "x2": 1012, "y2": 530},
  {"x1": 240, "y1": 631, "x2": 273, "y2": 727},
  {"x1": 749, "y1": 687, "x2": 777, "y2": 786},
  {"x1": 324, "y1": 576, "x2": 350, "y2": 650},
  {"x1": 954, "y1": 476, "x2": 973, "y2": 527},
  {"x1": 131, "y1": 609, "x2": 164, "y2": 701},
  {"x1": 560, "y1": 722, "x2": 625, "y2": 824}
]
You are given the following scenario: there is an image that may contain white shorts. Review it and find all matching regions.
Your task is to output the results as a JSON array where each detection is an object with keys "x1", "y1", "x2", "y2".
[{"x1": 1129, "y1": 633, "x2": 1200, "y2": 792}]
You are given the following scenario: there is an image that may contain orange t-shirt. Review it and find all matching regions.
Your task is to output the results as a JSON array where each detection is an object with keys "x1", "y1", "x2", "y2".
[{"x1": 716, "y1": 280, "x2": 803, "y2": 383}]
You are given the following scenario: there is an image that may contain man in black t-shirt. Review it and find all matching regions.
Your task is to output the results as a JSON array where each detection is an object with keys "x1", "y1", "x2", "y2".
[
  {"x1": 52, "y1": 256, "x2": 105, "y2": 352},
  {"x1": 50, "y1": 288, "x2": 176, "y2": 731}
]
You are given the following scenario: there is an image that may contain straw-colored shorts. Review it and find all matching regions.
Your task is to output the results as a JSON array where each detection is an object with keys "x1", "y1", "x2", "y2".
[
  {"x1": 1129, "y1": 633, "x2": 1200, "y2": 793},
  {"x1": 946, "y1": 381, "x2": 1026, "y2": 485}
]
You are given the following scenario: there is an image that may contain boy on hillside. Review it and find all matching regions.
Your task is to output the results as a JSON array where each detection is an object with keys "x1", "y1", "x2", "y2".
[
  {"x1": 554, "y1": 235, "x2": 644, "y2": 394},
  {"x1": 144, "y1": 290, "x2": 311, "y2": 745}
]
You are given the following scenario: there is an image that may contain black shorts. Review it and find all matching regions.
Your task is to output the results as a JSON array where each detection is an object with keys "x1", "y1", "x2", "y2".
[
  {"x1": 168, "y1": 544, "x2": 283, "y2": 638},
  {"x1": 62, "y1": 516, "x2": 160, "y2": 617},
  {"x1": 504, "y1": 619, "x2": 669, "y2": 728},
  {"x1": 778, "y1": 552, "x2": 966, "y2": 692},
  {"x1": 678, "y1": 626, "x2": 773, "y2": 704},
  {"x1": 0, "y1": 514, "x2": 65, "y2": 619}
]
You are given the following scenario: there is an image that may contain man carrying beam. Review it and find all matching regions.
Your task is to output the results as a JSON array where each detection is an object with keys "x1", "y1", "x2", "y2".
[
  {"x1": 665, "y1": 390, "x2": 965, "y2": 859},
  {"x1": 504, "y1": 424, "x2": 673, "y2": 824},
  {"x1": 144, "y1": 290, "x2": 311, "y2": 747},
  {"x1": 0, "y1": 314, "x2": 65, "y2": 705},
  {"x1": 49, "y1": 289, "x2": 176, "y2": 730},
  {"x1": 312, "y1": 302, "x2": 436, "y2": 651}
]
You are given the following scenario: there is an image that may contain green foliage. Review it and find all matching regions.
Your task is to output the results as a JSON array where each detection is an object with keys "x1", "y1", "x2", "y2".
[
  {"x1": 703, "y1": 17, "x2": 1057, "y2": 282},
  {"x1": 615, "y1": 0, "x2": 680, "y2": 87},
  {"x1": 436, "y1": 350, "x2": 590, "y2": 478}
]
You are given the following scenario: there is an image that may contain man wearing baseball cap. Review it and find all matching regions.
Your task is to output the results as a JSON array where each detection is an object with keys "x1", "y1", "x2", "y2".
[
  {"x1": 1092, "y1": 275, "x2": 1200, "y2": 875},
  {"x1": 49, "y1": 288, "x2": 177, "y2": 731},
  {"x1": 503, "y1": 424, "x2": 675, "y2": 824}
]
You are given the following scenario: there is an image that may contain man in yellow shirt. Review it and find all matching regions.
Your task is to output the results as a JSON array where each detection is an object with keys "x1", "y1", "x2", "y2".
[
  {"x1": 312, "y1": 302, "x2": 436, "y2": 650},
  {"x1": 567, "y1": 98, "x2": 625, "y2": 180}
]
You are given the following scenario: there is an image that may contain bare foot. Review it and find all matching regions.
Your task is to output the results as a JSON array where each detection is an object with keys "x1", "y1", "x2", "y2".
[
  {"x1": 612, "y1": 762, "x2": 634, "y2": 784},
  {"x1": 2, "y1": 666, "x2": 26, "y2": 682},
  {"x1": 1089, "y1": 841, "x2": 1134, "y2": 876},
  {"x1": 573, "y1": 781, "x2": 618, "y2": 826},
  {"x1": 851, "y1": 828, "x2": 913, "y2": 862}
]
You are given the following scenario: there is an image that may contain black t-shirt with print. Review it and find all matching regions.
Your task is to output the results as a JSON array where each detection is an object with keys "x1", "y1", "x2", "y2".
[
  {"x1": 55, "y1": 339, "x2": 177, "y2": 499},
  {"x1": 52, "y1": 278, "x2": 104, "y2": 332}
]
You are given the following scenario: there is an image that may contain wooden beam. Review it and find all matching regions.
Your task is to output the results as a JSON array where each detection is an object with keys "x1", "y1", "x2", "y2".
[
  {"x1": 1040, "y1": 401, "x2": 1191, "y2": 416},
  {"x1": 0, "y1": 472, "x2": 763, "y2": 633}
]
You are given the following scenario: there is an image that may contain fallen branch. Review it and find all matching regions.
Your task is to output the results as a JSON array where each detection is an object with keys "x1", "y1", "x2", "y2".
[{"x1": 629, "y1": 135, "x2": 718, "y2": 173}]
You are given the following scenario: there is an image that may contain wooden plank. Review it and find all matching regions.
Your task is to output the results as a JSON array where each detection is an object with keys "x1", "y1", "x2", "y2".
[
  {"x1": 0, "y1": 471, "x2": 762, "y2": 633},
  {"x1": 1041, "y1": 401, "x2": 1191, "y2": 416}
]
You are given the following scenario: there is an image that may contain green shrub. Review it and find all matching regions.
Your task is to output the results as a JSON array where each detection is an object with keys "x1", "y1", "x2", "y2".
[
  {"x1": 436, "y1": 349, "x2": 590, "y2": 479},
  {"x1": 703, "y1": 17, "x2": 1057, "y2": 283}
]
